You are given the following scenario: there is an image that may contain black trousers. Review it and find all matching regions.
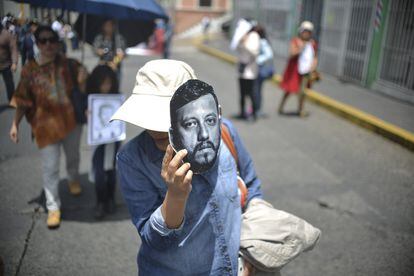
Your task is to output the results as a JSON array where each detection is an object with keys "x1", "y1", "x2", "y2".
[
  {"x1": 92, "y1": 142, "x2": 120, "y2": 204},
  {"x1": 238, "y1": 78, "x2": 257, "y2": 118},
  {"x1": 1, "y1": 66, "x2": 15, "y2": 102}
]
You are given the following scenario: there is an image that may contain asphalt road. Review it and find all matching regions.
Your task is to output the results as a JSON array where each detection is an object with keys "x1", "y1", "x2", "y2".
[{"x1": 0, "y1": 42, "x2": 413, "y2": 276}]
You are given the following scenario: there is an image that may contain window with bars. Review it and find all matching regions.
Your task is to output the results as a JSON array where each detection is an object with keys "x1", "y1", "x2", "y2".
[
  {"x1": 199, "y1": 0, "x2": 212, "y2": 7},
  {"x1": 379, "y1": 0, "x2": 414, "y2": 92}
]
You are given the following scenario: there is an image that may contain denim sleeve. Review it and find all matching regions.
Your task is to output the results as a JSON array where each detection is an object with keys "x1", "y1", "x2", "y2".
[
  {"x1": 117, "y1": 153, "x2": 184, "y2": 250},
  {"x1": 150, "y1": 205, "x2": 185, "y2": 236},
  {"x1": 222, "y1": 119, "x2": 263, "y2": 203},
  {"x1": 257, "y1": 40, "x2": 274, "y2": 65}
]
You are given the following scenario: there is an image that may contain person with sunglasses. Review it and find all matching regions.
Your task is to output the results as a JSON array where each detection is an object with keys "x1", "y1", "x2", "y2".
[{"x1": 9, "y1": 25, "x2": 88, "y2": 229}]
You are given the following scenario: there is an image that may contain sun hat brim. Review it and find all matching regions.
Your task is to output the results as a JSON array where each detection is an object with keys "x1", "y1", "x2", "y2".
[{"x1": 110, "y1": 93, "x2": 171, "y2": 132}]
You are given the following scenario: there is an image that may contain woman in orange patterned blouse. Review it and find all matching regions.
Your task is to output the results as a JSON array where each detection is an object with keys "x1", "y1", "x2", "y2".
[{"x1": 9, "y1": 25, "x2": 88, "y2": 229}]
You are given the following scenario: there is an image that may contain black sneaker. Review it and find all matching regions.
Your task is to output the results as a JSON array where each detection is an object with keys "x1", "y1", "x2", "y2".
[
  {"x1": 105, "y1": 199, "x2": 117, "y2": 214},
  {"x1": 94, "y1": 203, "x2": 105, "y2": 220}
]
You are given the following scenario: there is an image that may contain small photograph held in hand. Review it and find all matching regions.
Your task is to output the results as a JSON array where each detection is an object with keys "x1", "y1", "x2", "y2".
[{"x1": 169, "y1": 79, "x2": 221, "y2": 174}]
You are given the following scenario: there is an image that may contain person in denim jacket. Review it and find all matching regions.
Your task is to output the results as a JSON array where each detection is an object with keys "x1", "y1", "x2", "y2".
[{"x1": 111, "y1": 59, "x2": 263, "y2": 275}]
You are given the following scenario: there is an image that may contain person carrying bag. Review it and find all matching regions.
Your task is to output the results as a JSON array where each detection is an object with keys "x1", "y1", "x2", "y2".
[{"x1": 254, "y1": 25, "x2": 275, "y2": 117}]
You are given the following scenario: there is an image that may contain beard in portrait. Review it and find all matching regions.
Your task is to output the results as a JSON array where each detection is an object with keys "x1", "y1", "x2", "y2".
[{"x1": 169, "y1": 79, "x2": 221, "y2": 174}]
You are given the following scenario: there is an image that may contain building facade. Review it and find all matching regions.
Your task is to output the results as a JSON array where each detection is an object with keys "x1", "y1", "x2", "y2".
[
  {"x1": 233, "y1": 0, "x2": 414, "y2": 104},
  {"x1": 172, "y1": 0, "x2": 231, "y2": 33}
]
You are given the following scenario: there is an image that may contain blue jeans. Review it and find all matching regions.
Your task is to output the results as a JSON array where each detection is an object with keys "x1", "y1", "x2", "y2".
[
  {"x1": 40, "y1": 125, "x2": 82, "y2": 211},
  {"x1": 92, "y1": 142, "x2": 120, "y2": 204},
  {"x1": 254, "y1": 76, "x2": 265, "y2": 112},
  {"x1": 239, "y1": 78, "x2": 257, "y2": 118}
]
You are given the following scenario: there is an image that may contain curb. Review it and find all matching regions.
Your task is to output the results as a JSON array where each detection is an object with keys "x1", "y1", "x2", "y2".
[{"x1": 194, "y1": 41, "x2": 414, "y2": 152}]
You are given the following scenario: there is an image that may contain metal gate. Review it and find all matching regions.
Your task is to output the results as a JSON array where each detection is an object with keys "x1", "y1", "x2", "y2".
[
  {"x1": 233, "y1": 0, "x2": 294, "y2": 58},
  {"x1": 318, "y1": 0, "x2": 373, "y2": 84},
  {"x1": 378, "y1": 0, "x2": 414, "y2": 97},
  {"x1": 259, "y1": 0, "x2": 293, "y2": 58},
  {"x1": 318, "y1": 0, "x2": 352, "y2": 77},
  {"x1": 233, "y1": 0, "x2": 255, "y2": 20},
  {"x1": 342, "y1": 0, "x2": 374, "y2": 84},
  {"x1": 300, "y1": 0, "x2": 324, "y2": 42}
]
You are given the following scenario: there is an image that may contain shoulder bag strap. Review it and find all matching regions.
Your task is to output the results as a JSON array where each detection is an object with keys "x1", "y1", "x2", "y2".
[
  {"x1": 221, "y1": 123, "x2": 238, "y2": 166},
  {"x1": 221, "y1": 122, "x2": 248, "y2": 209}
]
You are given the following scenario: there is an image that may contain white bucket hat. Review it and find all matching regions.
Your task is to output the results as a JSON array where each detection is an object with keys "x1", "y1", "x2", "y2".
[
  {"x1": 110, "y1": 59, "x2": 197, "y2": 132},
  {"x1": 298, "y1": 21, "x2": 314, "y2": 33}
]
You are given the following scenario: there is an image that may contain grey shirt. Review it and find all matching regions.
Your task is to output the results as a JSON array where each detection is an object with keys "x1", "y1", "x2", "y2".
[{"x1": 92, "y1": 33, "x2": 126, "y2": 62}]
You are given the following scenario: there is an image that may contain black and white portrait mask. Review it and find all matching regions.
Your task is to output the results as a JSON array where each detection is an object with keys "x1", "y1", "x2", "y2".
[{"x1": 169, "y1": 79, "x2": 221, "y2": 174}]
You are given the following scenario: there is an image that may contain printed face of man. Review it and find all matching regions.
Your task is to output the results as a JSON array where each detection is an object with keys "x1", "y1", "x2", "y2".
[
  {"x1": 99, "y1": 105, "x2": 115, "y2": 127},
  {"x1": 172, "y1": 94, "x2": 220, "y2": 173}
]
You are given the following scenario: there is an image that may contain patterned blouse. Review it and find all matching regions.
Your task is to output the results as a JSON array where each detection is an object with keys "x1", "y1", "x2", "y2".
[{"x1": 11, "y1": 55, "x2": 81, "y2": 148}]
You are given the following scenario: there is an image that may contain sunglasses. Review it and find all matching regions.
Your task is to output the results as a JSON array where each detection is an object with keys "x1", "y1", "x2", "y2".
[{"x1": 38, "y1": 37, "x2": 59, "y2": 44}]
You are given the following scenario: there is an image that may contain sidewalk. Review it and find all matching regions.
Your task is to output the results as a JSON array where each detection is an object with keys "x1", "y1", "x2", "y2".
[{"x1": 196, "y1": 35, "x2": 414, "y2": 151}]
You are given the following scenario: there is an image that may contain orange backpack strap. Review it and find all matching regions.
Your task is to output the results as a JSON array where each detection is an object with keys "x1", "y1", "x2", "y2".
[
  {"x1": 221, "y1": 123, "x2": 238, "y2": 166},
  {"x1": 221, "y1": 123, "x2": 248, "y2": 209}
]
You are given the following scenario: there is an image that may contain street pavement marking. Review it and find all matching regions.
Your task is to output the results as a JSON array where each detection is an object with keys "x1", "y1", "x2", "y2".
[{"x1": 193, "y1": 40, "x2": 414, "y2": 152}]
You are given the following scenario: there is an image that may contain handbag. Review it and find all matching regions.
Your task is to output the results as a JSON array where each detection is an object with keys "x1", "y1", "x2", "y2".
[
  {"x1": 259, "y1": 61, "x2": 275, "y2": 80},
  {"x1": 309, "y1": 70, "x2": 321, "y2": 82},
  {"x1": 67, "y1": 59, "x2": 87, "y2": 124},
  {"x1": 238, "y1": 62, "x2": 247, "y2": 75}
]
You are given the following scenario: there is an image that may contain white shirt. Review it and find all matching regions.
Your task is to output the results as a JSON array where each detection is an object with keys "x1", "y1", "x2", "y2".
[
  {"x1": 298, "y1": 42, "x2": 315, "y2": 75},
  {"x1": 237, "y1": 32, "x2": 260, "y2": 79}
]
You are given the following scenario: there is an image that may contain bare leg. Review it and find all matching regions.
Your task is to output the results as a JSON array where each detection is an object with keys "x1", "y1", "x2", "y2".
[
  {"x1": 298, "y1": 92, "x2": 308, "y2": 117},
  {"x1": 278, "y1": 92, "x2": 289, "y2": 114},
  {"x1": 298, "y1": 74, "x2": 310, "y2": 117}
]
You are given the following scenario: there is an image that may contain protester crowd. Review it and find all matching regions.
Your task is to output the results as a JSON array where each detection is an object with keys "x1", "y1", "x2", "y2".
[{"x1": 2, "y1": 11, "x2": 320, "y2": 275}]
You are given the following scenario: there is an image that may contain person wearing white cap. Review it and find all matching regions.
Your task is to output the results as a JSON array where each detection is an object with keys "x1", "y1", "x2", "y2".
[
  {"x1": 112, "y1": 59, "x2": 262, "y2": 275},
  {"x1": 279, "y1": 21, "x2": 318, "y2": 117}
]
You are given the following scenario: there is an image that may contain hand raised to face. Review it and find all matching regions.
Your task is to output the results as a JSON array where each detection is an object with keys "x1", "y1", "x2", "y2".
[{"x1": 161, "y1": 145, "x2": 193, "y2": 200}]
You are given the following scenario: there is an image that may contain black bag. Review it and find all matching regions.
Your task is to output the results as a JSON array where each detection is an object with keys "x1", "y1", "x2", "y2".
[
  {"x1": 67, "y1": 59, "x2": 87, "y2": 124},
  {"x1": 238, "y1": 63, "x2": 247, "y2": 75}
]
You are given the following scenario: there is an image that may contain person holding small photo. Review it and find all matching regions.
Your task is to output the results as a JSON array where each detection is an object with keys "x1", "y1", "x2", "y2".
[{"x1": 86, "y1": 64, "x2": 121, "y2": 219}]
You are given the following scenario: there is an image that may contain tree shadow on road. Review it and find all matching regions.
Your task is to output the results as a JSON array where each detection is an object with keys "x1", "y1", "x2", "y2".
[{"x1": 27, "y1": 173, "x2": 131, "y2": 223}]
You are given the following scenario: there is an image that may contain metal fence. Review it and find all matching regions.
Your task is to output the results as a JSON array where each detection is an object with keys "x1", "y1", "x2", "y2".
[
  {"x1": 233, "y1": 0, "x2": 297, "y2": 58},
  {"x1": 318, "y1": 0, "x2": 351, "y2": 77},
  {"x1": 318, "y1": 0, "x2": 373, "y2": 84},
  {"x1": 342, "y1": 0, "x2": 373, "y2": 83},
  {"x1": 300, "y1": 0, "x2": 323, "y2": 42},
  {"x1": 378, "y1": 0, "x2": 414, "y2": 95}
]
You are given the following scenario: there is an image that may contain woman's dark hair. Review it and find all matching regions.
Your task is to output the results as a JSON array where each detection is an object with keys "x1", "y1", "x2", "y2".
[
  {"x1": 34, "y1": 25, "x2": 59, "y2": 41},
  {"x1": 86, "y1": 65, "x2": 119, "y2": 94},
  {"x1": 253, "y1": 25, "x2": 267, "y2": 39},
  {"x1": 170, "y1": 79, "x2": 218, "y2": 128}
]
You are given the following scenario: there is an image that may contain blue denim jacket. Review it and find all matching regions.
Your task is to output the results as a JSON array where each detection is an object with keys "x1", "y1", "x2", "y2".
[{"x1": 117, "y1": 119, "x2": 262, "y2": 275}]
